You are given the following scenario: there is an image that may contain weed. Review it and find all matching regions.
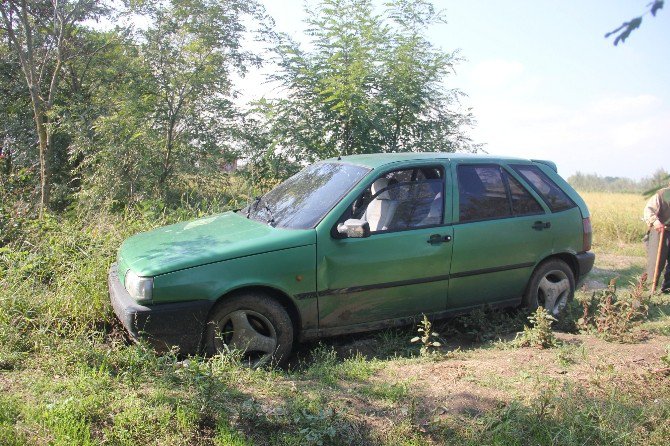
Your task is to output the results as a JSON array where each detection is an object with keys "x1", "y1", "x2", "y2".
[
  {"x1": 410, "y1": 314, "x2": 442, "y2": 356},
  {"x1": 553, "y1": 298, "x2": 582, "y2": 333},
  {"x1": 662, "y1": 345, "x2": 670, "y2": 368},
  {"x1": 374, "y1": 328, "x2": 417, "y2": 358},
  {"x1": 302, "y1": 344, "x2": 380, "y2": 387},
  {"x1": 337, "y1": 352, "x2": 380, "y2": 381},
  {"x1": 38, "y1": 401, "x2": 95, "y2": 446},
  {"x1": 0, "y1": 396, "x2": 25, "y2": 446},
  {"x1": 453, "y1": 306, "x2": 526, "y2": 342},
  {"x1": 555, "y1": 343, "x2": 584, "y2": 367},
  {"x1": 294, "y1": 408, "x2": 337, "y2": 446},
  {"x1": 213, "y1": 423, "x2": 251, "y2": 446},
  {"x1": 513, "y1": 307, "x2": 558, "y2": 349},
  {"x1": 360, "y1": 381, "x2": 410, "y2": 403},
  {"x1": 578, "y1": 277, "x2": 649, "y2": 342}
]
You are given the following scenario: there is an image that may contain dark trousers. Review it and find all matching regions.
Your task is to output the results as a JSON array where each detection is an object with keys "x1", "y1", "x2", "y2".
[{"x1": 646, "y1": 229, "x2": 670, "y2": 291}]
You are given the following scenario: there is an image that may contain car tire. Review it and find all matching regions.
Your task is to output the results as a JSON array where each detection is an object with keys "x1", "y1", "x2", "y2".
[
  {"x1": 204, "y1": 293, "x2": 293, "y2": 368},
  {"x1": 523, "y1": 259, "x2": 575, "y2": 318}
]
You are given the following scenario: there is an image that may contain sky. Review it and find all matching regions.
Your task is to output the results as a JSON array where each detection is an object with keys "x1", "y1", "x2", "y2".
[{"x1": 250, "y1": 0, "x2": 670, "y2": 180}]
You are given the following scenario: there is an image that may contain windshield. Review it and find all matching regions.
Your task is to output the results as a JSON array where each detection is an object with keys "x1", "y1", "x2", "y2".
[{"x1": 244, "y1": 162, "x2": 370, "y2": 229}]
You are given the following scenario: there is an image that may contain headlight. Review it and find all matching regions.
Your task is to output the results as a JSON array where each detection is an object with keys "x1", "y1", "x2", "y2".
[{"x1": 124, "y1": 269, "x2": 153, "y2": 303}]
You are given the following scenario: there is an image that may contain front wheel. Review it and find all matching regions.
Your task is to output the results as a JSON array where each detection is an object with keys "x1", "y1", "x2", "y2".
[
  {"x1": 204, "y1": 293, "x2": 294, "y2": 368},
  {"x1": 523, "y1": 259, "x2": 575, "y2": 317}
]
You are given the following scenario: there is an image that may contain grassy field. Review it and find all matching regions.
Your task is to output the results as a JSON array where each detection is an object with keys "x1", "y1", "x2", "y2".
[
  {"x1": 580, "y1": 191, "x2": 648, "y2": 256},
  {"x1": 0, "y1": 192, "x2": 668, "y2": 445}
]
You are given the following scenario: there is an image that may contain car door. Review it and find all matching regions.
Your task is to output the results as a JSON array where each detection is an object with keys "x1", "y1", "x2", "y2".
[
  {"x1": 316, "y1": 162, "x2": 454, "y2": 330},
  {"x1": 447, "y1": 163, "x2": 554, "y2": 310}
]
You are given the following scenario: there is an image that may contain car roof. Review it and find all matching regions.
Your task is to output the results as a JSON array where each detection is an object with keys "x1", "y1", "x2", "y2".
[{"x1": 325, "y1": 152, "x2": 536, "y2": 170}]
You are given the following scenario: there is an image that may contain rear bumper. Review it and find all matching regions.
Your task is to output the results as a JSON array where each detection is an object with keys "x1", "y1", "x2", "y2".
[
  {"x1": 575, "y1": 251, "x2": 595, "y2": 285},
  {"x1": 108, "y1": 263, "x2": 213, "y2": 355}
]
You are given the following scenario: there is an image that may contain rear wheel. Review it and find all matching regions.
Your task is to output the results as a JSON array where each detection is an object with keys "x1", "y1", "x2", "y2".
[
  {"x1": 205, "y1": 293, "x2": 293, "y2": 368},
  {"x1": 523, "y1": 259, "x2": 575, "y2": 317}
]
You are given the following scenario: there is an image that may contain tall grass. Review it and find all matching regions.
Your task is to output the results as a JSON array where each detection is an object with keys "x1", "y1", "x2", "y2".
[
  {"x1": 579, "y1": 191, "x2": 647, "y2": 253},
  {"x1": 0, "y1": 184, "x2": 666, "y2": 444}
]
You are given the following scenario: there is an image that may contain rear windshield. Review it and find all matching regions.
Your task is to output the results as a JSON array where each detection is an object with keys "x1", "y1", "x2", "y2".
[
  {"x1": 511, "y1": 164, "x2": 575, "y2": 212},
  {"x1": 244, "y1": 162, "x2": 370, "y2": 229}
]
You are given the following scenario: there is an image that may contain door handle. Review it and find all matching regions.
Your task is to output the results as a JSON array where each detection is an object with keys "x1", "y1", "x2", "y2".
[
  {"x1": 532, "y1": 221, "x2": 551, "y2": 230},
  {"x1": 428, "y1": 234, "x2": 452, "y2": 244}
]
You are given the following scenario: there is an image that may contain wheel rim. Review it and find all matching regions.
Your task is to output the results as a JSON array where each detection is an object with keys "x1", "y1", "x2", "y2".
[
  {"x1": 214, "y1": 310, "x2": 278, "y2": 368},
  {"x1": 536, "y1": 269, "x2": 571, "y2": 317}
]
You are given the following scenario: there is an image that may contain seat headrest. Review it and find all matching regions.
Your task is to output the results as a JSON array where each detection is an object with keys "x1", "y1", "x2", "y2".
[{"x1": 371, "y1": 178, "x2": 391, "y2": 200}]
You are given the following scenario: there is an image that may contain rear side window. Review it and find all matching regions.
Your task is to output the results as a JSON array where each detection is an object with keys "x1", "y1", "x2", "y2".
[
  {"x1": 505, "y1": 172, "x2": 544, "y2": 216},
  {"x1": 458, "y1": 165, "x2": 511, "y2": 222},
  {"x1": 512, "y1": 165, "x2": 575, "y2": 212}
]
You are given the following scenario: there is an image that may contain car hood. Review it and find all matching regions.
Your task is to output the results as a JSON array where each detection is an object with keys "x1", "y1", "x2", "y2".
[{"x1": 117, "y1": 211, "x2": 316, "y2": 277}]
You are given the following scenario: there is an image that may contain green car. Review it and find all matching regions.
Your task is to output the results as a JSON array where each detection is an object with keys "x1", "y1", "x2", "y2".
[{"x1": 109, "y1": 153, "x2": 594, "y2": 366}]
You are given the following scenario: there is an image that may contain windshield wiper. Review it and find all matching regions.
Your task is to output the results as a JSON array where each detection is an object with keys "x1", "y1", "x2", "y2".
[
  {"x1": 246, "y1": 196, "x2": 275, "y2": 226},
  {"x1": 264, "y1": 203, "x2": 276, "y2": 227},
  {"x1": 246, "y1": 196, "x2": 261, "y2": 219}
]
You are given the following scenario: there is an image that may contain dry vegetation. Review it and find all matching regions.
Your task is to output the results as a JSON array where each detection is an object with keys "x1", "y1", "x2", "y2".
[
  {"x1": 0, "y1": 191, "x2": 668, "y2": 445},
  {"x1": 580, "y1": 191, "x2": 647, "y2": 255}
]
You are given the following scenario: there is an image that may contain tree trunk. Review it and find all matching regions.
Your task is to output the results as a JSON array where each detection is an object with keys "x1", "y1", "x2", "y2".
[
  {"x1": 159, "y1": 127, "x2": 174, "y2": 190},
  {"x1": 30, "y1": 89, "x2": 51, "y2": 215},
  {"x1": 1, "y1": 135, "x2": 12, "y2": 175},
  {"x1": 159, "y1": 111, "x2": 179, "y2": 191}
]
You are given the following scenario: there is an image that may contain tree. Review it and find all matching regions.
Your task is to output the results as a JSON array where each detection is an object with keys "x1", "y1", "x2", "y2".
[
  {"x1": 0, "y1": 0, "x2": 110, "y2": 214},
  {"x1": 380, "y1": 0, "x2": 473, "y2": 153},
  {"x1": 642, "y1": 168, "x2": 670, "y2": 197},
  {"x1": 0, "y1": 39, "x2": 34, "y2": 176},
  {"x1": 253, "y1": 0, "x2": 476, "y2": 167},
  {"x1": 606, "y1": 0, "x2": 664, "y2": 45},
  {"x1": 140, "y1": 0, "x2": 264, "y2": 191},
  {"x1": 75, "y1": 0, "x2": 268, "y2": 206}
]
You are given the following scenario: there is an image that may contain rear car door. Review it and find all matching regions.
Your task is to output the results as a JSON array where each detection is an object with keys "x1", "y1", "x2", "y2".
[
  {"x1": 510, "y1": 163, "x2": 584, "y2": 255},
  {"x1": 447, "y1": 163, "x2": 554, "y2": 310}
]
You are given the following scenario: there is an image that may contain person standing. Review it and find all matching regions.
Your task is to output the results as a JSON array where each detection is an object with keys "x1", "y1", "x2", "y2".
[{"x1": 644, "y1": 184, "x2": 670, "y2": 293}]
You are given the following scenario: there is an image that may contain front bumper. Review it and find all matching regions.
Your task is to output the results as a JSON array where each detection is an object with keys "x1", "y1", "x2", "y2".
[
  {"x1": 575, "y1": 251, "x2": 596, "y2": 285},
  {"x1": 108, "y1": 263, "x2": 214, "y2": 355}
]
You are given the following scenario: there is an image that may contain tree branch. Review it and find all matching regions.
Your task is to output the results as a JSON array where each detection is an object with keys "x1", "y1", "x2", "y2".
[{"x1": 606, "y1": 0, "x2": 664, "y2": 45}]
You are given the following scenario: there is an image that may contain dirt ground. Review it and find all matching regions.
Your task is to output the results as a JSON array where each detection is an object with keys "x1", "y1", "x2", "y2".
[
  {"x1": 302, "y1": 330, "x2": 670, "y2": 439},
  {"x1": 386, "y1": 333, "x2": 668, "y2": 410}
]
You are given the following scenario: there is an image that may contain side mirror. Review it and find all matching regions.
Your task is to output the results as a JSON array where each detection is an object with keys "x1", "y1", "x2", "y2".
[{"x1": 337, "y1": 219, "x2": 370, "y2": 238}]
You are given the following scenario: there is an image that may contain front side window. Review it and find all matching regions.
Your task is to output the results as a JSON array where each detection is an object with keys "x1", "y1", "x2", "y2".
[
  {"x1": 512, "y1": 165, "x2": 575, "y2": 212},
  {"x1": 245, "y1": 162, "x2": 370, "y2": 229},
  {"x1": 458, "y1": 165, "x2": 511, "y2": 222},
  {"x1": 351, "y1": 166, "x2": 444, "y2": 233}
]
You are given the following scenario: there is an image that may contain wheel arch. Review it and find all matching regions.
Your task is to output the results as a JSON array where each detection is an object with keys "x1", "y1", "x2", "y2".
[
  {"x1": 205, "y1": 285, "x2": 302, "y2": 337},
  {"x1": 542, "y1": 252, "x2": 579, "y2": 279}
]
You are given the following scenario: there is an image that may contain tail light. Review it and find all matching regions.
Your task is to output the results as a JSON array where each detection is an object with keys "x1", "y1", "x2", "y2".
[{"x1": 582, "y1": 217, "x2": 592, "y2": 252}]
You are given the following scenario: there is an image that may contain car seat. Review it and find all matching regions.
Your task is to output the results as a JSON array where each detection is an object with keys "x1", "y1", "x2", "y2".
[{"x1": 364, "y1": 178, "x2": 398, "y2": 231}]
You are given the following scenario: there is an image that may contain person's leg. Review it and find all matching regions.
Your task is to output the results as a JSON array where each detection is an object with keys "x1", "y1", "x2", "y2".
[
  {"x1": 662, "y1": 231, "x2": 670, "y2": 292},
  {"x1": 647, "y1": 229, "x2": 669, "y2": 291}
]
